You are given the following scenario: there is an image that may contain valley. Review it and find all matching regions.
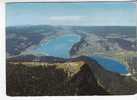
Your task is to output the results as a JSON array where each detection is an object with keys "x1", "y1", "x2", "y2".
[{"x1": 6, "y1": 25, "x2": 137, "y2": 95}]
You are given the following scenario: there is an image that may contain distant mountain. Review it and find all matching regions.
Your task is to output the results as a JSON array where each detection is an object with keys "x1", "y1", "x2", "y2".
[
  {"x1": 6, "y1": 25, "x2": 58, "y2": 56},
  {"x1": 6, "y1": 25, "x2": 136, "y2": 57},
  {"x1": 7, "y1": 55, "x2": 67, "y2": 63},
  {"x1": 72, "y1": 26, "x2": 136, "y2": 37}
]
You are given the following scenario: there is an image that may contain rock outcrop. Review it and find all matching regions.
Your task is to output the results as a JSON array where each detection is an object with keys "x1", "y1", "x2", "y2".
[{"x1": 6, "y1": 56, "x2": 137, "y2": 96}]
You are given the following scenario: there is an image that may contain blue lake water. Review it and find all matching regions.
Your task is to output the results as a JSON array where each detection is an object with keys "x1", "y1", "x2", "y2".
[
  {"x1": 31, "y1": 33, "x2": 128, "y2": 74},
  {"x1": 32, "y1": 34, "x2": 81, "y2": 58},
  {"x1": 90, "y1": 55, "x2": 128, "y2": 74}
]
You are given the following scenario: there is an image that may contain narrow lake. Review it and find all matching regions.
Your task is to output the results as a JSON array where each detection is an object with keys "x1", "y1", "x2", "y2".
[
  {"x1": 90, "y1": 55, "x2": 128, "y2": 74},
  {"x1": 31, "y1": 33, "x2": 128, "y2": 74},
  {"x1": 32, "y1": 34, "x2": 81, "y2": 58}
]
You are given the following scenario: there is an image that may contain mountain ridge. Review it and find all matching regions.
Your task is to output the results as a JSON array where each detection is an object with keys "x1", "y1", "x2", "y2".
[{"x1": 7, "y1": 55, "x2": 137, "y2": 95}]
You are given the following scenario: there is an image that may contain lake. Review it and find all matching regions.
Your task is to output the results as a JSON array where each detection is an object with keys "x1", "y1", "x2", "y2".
[
  {"x1": 32, "y1": 34, "x2": 81, "y2": 58},
  {"x1": 31, "y1": 33, "x2": 128, "y2": 74},
  {"x1": 90, "y1": 55, "x2": 128, "y2": 74}
]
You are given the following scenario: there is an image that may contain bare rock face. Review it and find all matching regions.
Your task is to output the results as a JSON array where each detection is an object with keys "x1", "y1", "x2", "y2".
[
  {"x1": 6, "y1": 56, "x2": 137, "y2": 96},
  {"x1": 87, "y1": 61, "x2": 137, "y2": 95}
]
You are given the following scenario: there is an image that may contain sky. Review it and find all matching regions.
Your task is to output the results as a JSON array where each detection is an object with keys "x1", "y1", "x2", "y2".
[{"x1": 6, "y1": 2, "x2": 136, "y2": 26}]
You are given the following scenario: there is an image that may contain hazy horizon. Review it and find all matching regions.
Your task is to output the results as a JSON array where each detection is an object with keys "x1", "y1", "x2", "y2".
[
  {"x1": 6, "y1": 24, "x2": 137, "y2": 27},
  {"x1": 6, "y1": 2, "x2": 136, "y2": 26}
]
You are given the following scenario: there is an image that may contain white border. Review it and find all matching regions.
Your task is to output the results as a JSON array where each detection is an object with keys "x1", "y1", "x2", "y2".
[{"x1": 0, "y1": 0, "x2": 137, "y2": 100}]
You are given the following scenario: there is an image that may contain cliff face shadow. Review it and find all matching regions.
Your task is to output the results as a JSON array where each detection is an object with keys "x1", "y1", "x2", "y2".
[
  {"x1": 6, "y1": 62, "x2": 109, "y2": 96},
  {"x1": 70, "y1": 64, "x2": 109, "y2": 95},
  {"x1": 6, "y1": 63, "x2": 69, "y2": 96}
]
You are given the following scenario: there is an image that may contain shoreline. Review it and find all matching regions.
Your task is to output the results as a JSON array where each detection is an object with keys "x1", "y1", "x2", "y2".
[{"x1": 70, "y1": 33, "x2": 87, "y2": 56}]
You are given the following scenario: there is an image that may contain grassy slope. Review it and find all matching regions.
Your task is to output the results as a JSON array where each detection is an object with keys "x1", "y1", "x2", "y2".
[
  {"x1": 6, "y1": 61, "x2": 108, "y2": 96},
  {"x1": 6, "y1": 59, "x2": 137, "y2": 96}
]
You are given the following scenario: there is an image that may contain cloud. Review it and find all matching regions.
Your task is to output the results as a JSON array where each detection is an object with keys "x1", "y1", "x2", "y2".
[{"x1": 48, "y1": 16, "x2": 84, "y2": 21}]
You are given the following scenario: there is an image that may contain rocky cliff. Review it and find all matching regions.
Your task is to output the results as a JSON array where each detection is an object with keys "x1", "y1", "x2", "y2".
[{"x1": 6, "y1": 56, "x2": 137, "y2": 96}]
